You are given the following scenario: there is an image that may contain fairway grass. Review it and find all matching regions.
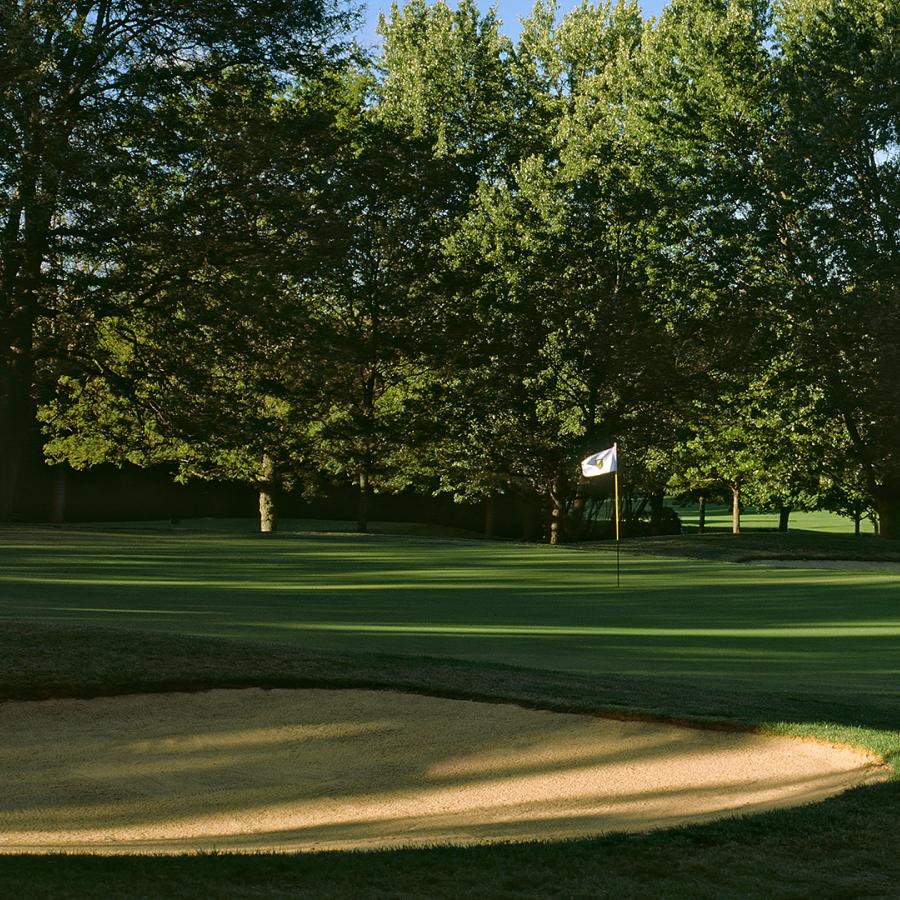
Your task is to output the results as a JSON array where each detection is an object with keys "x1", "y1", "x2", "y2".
[
  {"x1": 674, "y1": 504, "x2": 877, "y2": 535},
  {"x1": 0, "y1": 524, "x2": 898, "y2": 898}
]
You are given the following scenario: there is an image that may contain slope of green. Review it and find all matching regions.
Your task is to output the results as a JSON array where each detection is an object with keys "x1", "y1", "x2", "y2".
[{"x1": 2, "y1": 526, "x2": 898, "y2": 702}]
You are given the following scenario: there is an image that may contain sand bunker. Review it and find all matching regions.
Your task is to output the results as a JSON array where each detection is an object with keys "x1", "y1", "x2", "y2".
[{"x1": 0, "y1": 689, "x2": 885, "y2": 855}]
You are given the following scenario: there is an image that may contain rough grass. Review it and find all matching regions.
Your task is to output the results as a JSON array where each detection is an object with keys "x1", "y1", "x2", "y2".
[{"x1": 1, "y1": 523, "x2": 899, "y2": 898}]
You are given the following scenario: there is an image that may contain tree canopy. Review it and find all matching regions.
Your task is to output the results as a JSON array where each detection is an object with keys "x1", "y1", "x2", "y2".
[{"x1": 4, "y1": 0, "x2": 898, "y2": 538}]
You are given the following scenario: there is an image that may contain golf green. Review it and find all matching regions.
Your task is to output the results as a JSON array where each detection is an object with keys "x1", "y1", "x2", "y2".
[{"x1": 2, "y1": 526, "x2": 898, "y2": 705}]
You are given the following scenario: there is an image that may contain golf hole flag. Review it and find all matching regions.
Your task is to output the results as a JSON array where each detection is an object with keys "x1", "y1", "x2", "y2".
[{"x1": 581, "y1": 444, "x2": 617, "y2": 478}]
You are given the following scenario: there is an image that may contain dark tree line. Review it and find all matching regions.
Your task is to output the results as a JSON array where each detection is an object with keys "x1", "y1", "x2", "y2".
[{"x1": 3, "y1": 0, "x2": 898, "y2": 538}]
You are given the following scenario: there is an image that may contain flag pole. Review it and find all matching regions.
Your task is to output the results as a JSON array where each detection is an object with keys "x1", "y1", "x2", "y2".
[
  {"x1": 613, "y1": 442, "x2": 620, "y2": 588},
  {"x1": 579, "y1": 442, "x2": 620, "y2": 588}
]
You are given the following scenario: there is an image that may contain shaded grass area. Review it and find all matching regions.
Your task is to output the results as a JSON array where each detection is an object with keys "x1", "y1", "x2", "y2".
[
  {"x1": 589, "y1": 528, "x2": 900, "y2": 564},
  {"x1": 70, "y1": 517, "x2": 487, "y2": 540},
  {"x1": 1, "y1": 621, "x2": 899, "y2": 738},
  {"x1": 1, "y1": 525, "x2": 899, "y2": 897}
]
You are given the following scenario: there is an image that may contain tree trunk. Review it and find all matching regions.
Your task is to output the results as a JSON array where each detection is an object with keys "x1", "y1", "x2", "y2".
[
  {"x1": 357, "y1": 466, "x2": 370, "y2": 534},
  {"x1": 874, "y1": 491, "x2": 899, "y2": 540},
  {"x1": 258, "y1": 454, "x2": 277, "y2": 533},
  {"x1": 853, "y1": 512, "x2": 861, "y2": 536},
  {"x1": 548, "y1": 479, "x2": 566, "y2": 545},
  {"x1": 649, "y1": 491, "x2": 663, "y2": 535},
  {"x1": 698, "y1": 494, "x2": 706, "y2": 535},
  {"x1": 0, "y1": 328, "x2": 35, "y2": 521},
  {"x1": 731, "y1": 483, "x2": 741, "y2": 535},
  {"x1": 778, "y1": 505, "x2": 791, "y2": 533},
  {"x1": 50, "y1": 465, "x2": 67, "y2": 524},
  {"x1": 1, "y1": 129, "x2": 58, "y2": 521},
  {"x1": 483, "y1": 495, "x2": 495, "y2": 539},
  {"x1": 869, "y1": 475, "x2": 900, "y2": 538},
  {"x1": 258, "y1": 487, "x2": 277, "y2": 533},
  {"x1": 549, "y1": 505, "x2": 561, "y2": 544}
]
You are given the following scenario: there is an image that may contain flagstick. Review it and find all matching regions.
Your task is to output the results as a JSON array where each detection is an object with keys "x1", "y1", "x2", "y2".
[
  {"x1": 614, "y1": 465, "x2": 621, "y2": 589},
  {"x1": 579, "y1": 443, "x2": 620, "y2": 587}
]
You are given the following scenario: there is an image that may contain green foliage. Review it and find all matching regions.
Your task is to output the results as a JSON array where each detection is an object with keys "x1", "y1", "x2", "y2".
[
  {"x1": 376, "y1": 0, "x2": 511, "y2": 169},
  {"x1": 0, "y1": 0, "x2": 357, "y2": 518},
  {"x1": 10, "y1": 0, "x2": 900, "y2": 540},
  {"x1": 767, "y1": 0, "x2": 900, "y2": 533},
  {"x1": 38, "y1": 69, "x2": 344, "y2": 498}
]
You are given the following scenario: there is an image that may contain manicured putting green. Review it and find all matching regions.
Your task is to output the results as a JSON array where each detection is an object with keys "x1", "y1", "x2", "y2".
[{"x1": 1, "y1": 526, "x2": 898, "y2": 706}]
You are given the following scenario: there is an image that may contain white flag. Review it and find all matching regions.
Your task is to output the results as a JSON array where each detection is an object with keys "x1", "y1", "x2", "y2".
[{"x1": 581, "y1": 444, "x2": 617, "y2": 478}]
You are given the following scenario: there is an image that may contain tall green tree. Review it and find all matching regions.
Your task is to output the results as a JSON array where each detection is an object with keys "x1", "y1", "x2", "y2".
[
  {"x1": 376, "y1": 0, "x2": 511, "y2": 175},
  {"x1": 303, "y1": 78, "x2": 465, "y2": 532},
  {"x1": 299, "y1": 0, "x2": 515, "y2": 532},
  {"x1": 39, "y1": 68, "x2": 351, "y2": 531},
  {"x1": 0, "y1": 0, "x2": 352, "y2": 519},
  {"x1": 769, "y1": 0, "x2": 900, "y2": 536},
  {"x1": 435, "y1": 0, "x2": 697, "y2": 543}
]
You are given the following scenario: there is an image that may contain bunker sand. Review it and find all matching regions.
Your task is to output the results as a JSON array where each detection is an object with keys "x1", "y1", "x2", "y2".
[{"x1": 0, "y1": 689, "x2": 885, "y2": 855}]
